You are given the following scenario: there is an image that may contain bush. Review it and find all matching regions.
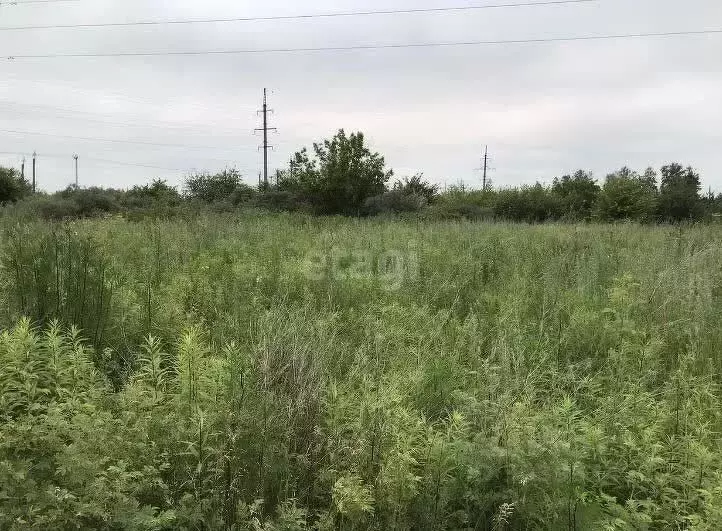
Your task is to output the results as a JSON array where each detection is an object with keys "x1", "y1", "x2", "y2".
[
  {"x1": 595, "y1": 168, "x2": 658, "y2": 222},
  {"x1": 71, "y1": 188, "x2": 121, "y2": 217},
  {"x1": 47, "y1": 187, "x2": 121, "y2": 218},
  {"x1": 184, "y1": 168, "x2": 246, "y2": 203},
  {"x1": 123, "y1": 179, "x2": 182, "y2": 208},
  {"x1": 252, "y1": 190, "x2": 312, "y2": 212},
  {"x1": 393, "y1": 174, "x2": 439, "y2": 204},
  {"x1": 551, "y1": 170, "x2": 600, "y2": 221},
  {"x1": 35, "y1": 196, "x2": 83, "y2": 220},
  {"x1": 363, "y1": 190, "x2": 427, "y2": 216},
  {"x1": 229, "y1": 182, "x2": 257, "y2": 206},
  {"x1": 425, "y1": 202, "x2": 493, "y2": 221},
  {"x1": 0, "y1": 166, "x2": 31, "y2": 204},
  {"x1": 494, "y1": 184, "x2": 562, "y2": 223}
]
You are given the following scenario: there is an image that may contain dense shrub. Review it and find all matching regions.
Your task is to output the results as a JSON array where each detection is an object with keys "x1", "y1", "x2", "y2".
[
  {"x1": 393, "y1": 174, "x2": 440, "y2": 204},
  {"x1": 184, "y1": 168, "x2": 248, "y2": 203},
  {"x1": 362, "y1": 174, "x2": 439, "y2": 216},
  {"x1": 228, "y1": 182, "x2": 257, "y2": 205},
  {"x1": 123, "y1": 179, "x2": 182, "y2": 208},
  {"x1": 426, "y1": 201, "x2": 493, "y2": 221},
  {"x1": 0, "y1": 166, "x2": 32, "y2": 204},
  {"x1": 363, "y1": 190, "x2": 427, "y2": 216},
  {"x1": 595, "y1": 167, "x2": 659, "y2": 222},
  {"x1": 494, "y1": 184, "x2": 562, "y2": 223},
  {"x1": 551, "y1": 170, "x2": 600, "y2": 220},
  {"x1": 61, "y1": 187, "x2": 121, "y2": 217},
  {"x1": 35, "y1": 195, "x2": 83, "y2": 220},
  {"x1": 251, "y1": 189, "x2": 312, "y2": 212}
]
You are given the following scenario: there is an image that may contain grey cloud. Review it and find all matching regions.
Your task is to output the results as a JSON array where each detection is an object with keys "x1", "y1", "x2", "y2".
[{"x1": 1, "y1": 0, "x2": 720, "y2": 191}]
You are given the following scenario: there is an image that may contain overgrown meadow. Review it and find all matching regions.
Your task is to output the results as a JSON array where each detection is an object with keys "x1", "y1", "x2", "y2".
[{"x1": 1, "y1": 213, "x2": 722, "y2": 530}]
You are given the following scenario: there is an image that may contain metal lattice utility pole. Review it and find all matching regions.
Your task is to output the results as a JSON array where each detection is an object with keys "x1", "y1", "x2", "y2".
[
  {"x1": 482, "y1": 145, "x2": 488, "y2": 191},
  {"x1": 255, "y1": 88, "x2": 277, "y2": 189},
  {"x1": 474, "y1": 145, "x2": 492, "y2": 191}
]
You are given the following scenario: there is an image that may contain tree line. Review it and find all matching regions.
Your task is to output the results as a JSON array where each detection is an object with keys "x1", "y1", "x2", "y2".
[{"x1": 1, "y1": 129, "x2": 720, "y2": 222}]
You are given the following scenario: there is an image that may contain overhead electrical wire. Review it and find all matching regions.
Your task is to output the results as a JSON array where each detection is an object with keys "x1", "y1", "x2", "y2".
[
  {"x1": 5, "y1": 30, "x2": 722, "y2": 59},
  {"x1": 2, "y1": 74, "x2": 259, "y2": 116},
  {"x1": 83, "y1": 157, "x2": 186, "y2": 172},
  {"x1": 0, "y1": 127, "x2": 260, "y2": 152},
  {"x1": 0, "y1": 101, "x2": 257, "y2": 137},
  {"x1": 0, "y1": 151, "x2": 183, "y2": 172},
  {"x1": 0, "y1": 0, "x2": 79, "y2": 5},
  {"x1": 0, "y1": 0, "x2": 599, "y2": 31},
  {"x1": 0, "y1": 151, "x2": 244, "y2": 173}
]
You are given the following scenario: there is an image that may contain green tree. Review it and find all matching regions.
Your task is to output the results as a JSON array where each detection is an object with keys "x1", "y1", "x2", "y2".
[
  {"x1": 551, "y1": 170, "x2": 600, "y2": 221},
  {"x1": 0, "y1": 166, "x2": 31, "y2": 204},
  {"x1": 595, "y1": 167, "x2": 658, "y2": 222},
  {"x1": 658, "y1": 163, "x2": 702, "y2": 221},
  {"x1": 640, "y1": 166, "x2": 659, "y2": 190},
  {"x1": 281, "y1": 130, "x2": 392, "y2": 215}
]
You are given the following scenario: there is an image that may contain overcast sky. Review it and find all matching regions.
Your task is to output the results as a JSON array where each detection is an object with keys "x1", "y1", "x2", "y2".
[{"x1": 1, "y1": 0, "x2": 721, "y2": 192}]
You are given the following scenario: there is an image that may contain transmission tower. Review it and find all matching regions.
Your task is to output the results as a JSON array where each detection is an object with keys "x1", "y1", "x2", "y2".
[
  {"x1": 475, "y1": 145, "x2": 495, "y2": 190},
  {"x1": 255, "y1": 88, "x2": 277, "y2": 188}
]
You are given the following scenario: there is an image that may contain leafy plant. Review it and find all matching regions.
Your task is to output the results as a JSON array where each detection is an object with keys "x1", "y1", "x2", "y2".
[{"x1": 1, "y1": 214, "x2": 721, "y2": 529}]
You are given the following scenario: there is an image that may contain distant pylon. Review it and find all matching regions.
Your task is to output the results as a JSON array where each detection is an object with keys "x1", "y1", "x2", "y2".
[
  {"x1": 32, "y1": 151, "x2": 37, "y2": 193},
  {"x1": 255, "y1": 88, "x2": 277, "y2": 188},
  {"x1": 482, "y1": 145, "x2": 488, "y2": 190},
  {"x1": 474, "y1": 145, "x2": 492, "y2": 191}
]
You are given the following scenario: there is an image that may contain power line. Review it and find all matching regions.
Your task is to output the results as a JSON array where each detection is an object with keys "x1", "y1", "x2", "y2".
[
  {"x1": 0, "y1": 96, "x2": 386, "y2": 138},
  {"x1": 2, "y1": 74, "x2": 258, "y2": 116},
  {"x1": 0, "y1": 0, "x2": 599, "y2": 31},
  {"x1": 84, "y1": 156, "x2": 186, "y2": 172},
  {"x1": 6, "y1": 30, "x2": 722, "y2": 59},
  {"x1": 0, "y1": 150, "x2": 220, "y2": 172},
  {"x1": 0, "y1": 100, "x2": 253, "y2": 137},
  {"x1": 0, "y1": 0, "x2": 79, "y2": 5},
  {"x1": 0, "y1": 127, "x2": 254, "y2": 151},
  {"x1": 0, "y1": 151, "x2": 248, "y2": 171}
]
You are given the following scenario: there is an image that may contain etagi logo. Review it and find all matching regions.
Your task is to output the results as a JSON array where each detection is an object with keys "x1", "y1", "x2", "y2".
[{"x1": 302, "y1": 243, "x2": 419, "y2": 290}]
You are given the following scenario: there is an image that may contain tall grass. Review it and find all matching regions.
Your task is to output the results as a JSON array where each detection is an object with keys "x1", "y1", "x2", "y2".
[{"x1": 1, "y1": 213, "x2": 722, "y2": 529}]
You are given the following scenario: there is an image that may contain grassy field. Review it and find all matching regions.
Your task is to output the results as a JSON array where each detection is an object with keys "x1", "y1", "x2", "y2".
[{"x1": 1, "y1": 213, "x2": 722, "y2": 529}]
